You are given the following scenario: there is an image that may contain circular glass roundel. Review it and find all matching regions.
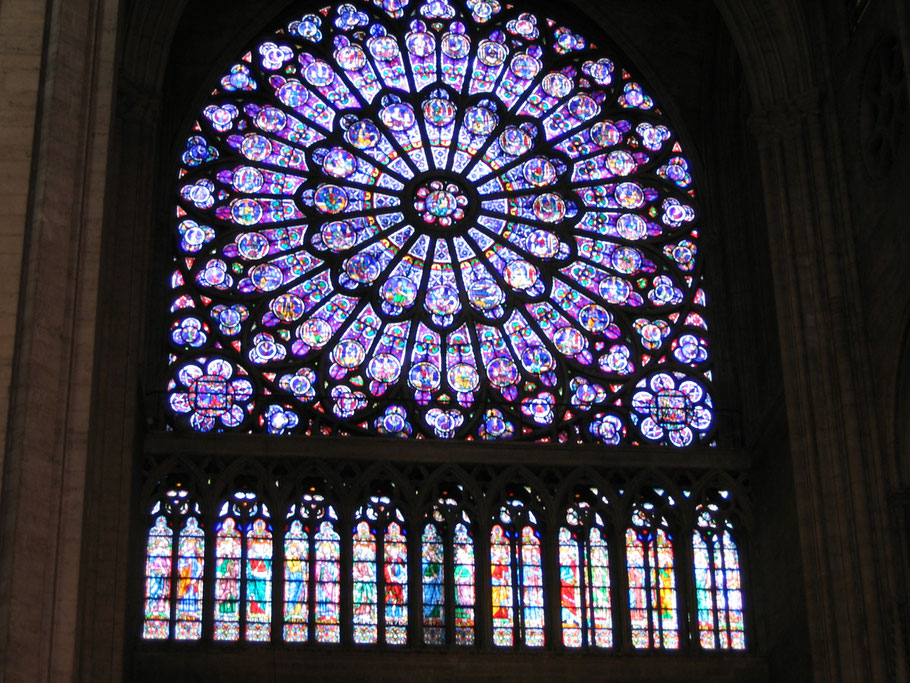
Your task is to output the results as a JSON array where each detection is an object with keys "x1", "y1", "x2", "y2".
[{"x1": 167, "y1": 0, "x2": 713, "y2": 446}]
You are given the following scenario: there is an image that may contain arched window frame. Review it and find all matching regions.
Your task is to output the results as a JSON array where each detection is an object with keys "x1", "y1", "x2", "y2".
[
  {"x1": 283, "y1": 487, "x2": 343, "y2": 643},
  {"x1": 213, "y1": 487, "x2": 274, "y2": 642},
  {"x1": 420, "y1": 482, "x2": 478, "y2": 647},
  {"x1": 352, "y1": 487, "x2": 409, "y2": 646},
  {"x1": 558, "y1": 487, "x2": 615, "y2": 649},
  {"x1": 691, "y1": 490, "x2": 747, "y2": 651},
  {"x1": 490, "y1": 487, "x2": 546, "y2": 648},
  {"x1": 624, "y1": 487, "x2": 680, "y2": 650},
  {"x1": 132, "y1": 0, "x2": 759, "y2": 664},
  {"x1": 141, "y1": 482, "x2": 206, "y2": 642}
]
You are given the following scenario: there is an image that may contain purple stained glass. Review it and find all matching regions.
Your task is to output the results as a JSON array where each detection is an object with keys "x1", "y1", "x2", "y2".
[{"x1": 165, "y1": 0, "x2": 712, "y2": 445}]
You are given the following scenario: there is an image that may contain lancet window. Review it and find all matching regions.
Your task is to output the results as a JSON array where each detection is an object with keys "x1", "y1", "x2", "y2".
[
  {"x1": 422, "y1": 488, "x2": 477, "y2": 645},
  {"x1": 142, "y1": 485, "x2": 205, "y2": 641},
  {"x1": 490, "y1": 491, "x2": 545, "y2": 647},
  {"x1": 558, "y1": 489, "x2": 613, "y2": 648},
  {"x1": 213, "y1": 490, "x2": 274, "y2": 641},
  {"x1": 692, "y1": 492, "x2": 746, "y2": 650},
  {"x1": 352, "y1": 492, "x2": 409, "y2": 645},
  {"x1": 283, "y1": 490, "x2": 342, "y2": 642},
  {"x1": 625, "y1": 489, "x2": 679, "y2": 649}
]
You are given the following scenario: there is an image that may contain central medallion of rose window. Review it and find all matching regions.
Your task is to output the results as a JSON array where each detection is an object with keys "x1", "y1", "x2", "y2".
[{"x1": 413, "y1": 180, "x2": 467, "y2": 226}]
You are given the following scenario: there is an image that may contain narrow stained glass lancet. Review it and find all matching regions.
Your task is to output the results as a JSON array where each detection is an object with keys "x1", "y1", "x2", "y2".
[
  {"x1": 384, "y1": 522, "x2": 409, "y2": 644},
  {"x1": 142, "y1": 516, "x2": 173, "y2": 639},
  {"x1": 352, "y1": 521, "x2": 378, "y2": 644},
  {"x1": 559, "y1": 494, "x2": 613, "y2": 648},
  {"x1": 142, "y1": 486, "x2": 204, "y2": 641},
  {"x1": 314, "y1": 521, "x2": 342, "y2": 642},
  {"x1": 693, "y1": 495, "x2": 746, "y2": 650},
  {"x1": 626, "y1": 492, "x2": 678, "y2": 649},
  {"x1": 165, "y1": 0, "x2": 714, "y2": 447},
  {"x1": 283, "y1": 520, "x2": 310, "y2": 641},
  {"x1": 422, "y1": 523, "x2": 446, "y2": 644},
  {"x1": 214, "y1": 517, "x2": 242, "y2": 640},
  {"x1": 490, "y1": 524, "x2": 514, "y2": 647},
  {"x1": 491, "y1": 496, "x2": 544, "y2": 647},
  {"x1": 352, "y1": 494, "x2": 407, "y2": 645},
  {"x1": 422, "y1": 492, "x2": 476, "y2": 646},
  {"x1": 246, "y1": 518, "x2": 273, "y2": 641},
  {"x1": 214, "y1": 490, "x2": 272, "y2": 642},
  {"x1": 284, "y1": 493, "x2": 342, "y2": 643},
  {"x1": 453, "y1": 522, "x2": 477, "y2": 645},
  {"x1": 175, "y1": 517, "x2": 205, "y2": 639}
]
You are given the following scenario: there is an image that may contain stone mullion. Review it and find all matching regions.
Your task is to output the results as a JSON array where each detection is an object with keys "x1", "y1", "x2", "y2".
[
  {"x1": 812, "y1": 87, "x2": 901, "y2": 681},
  {"x1": 407, "y1": 509, "x2": 423, "y2": 647},
  {"x1": 674, "y1": 518, "x2": 696, "y2": 653},
  {"x1": 81, "y1": 86, "x2": 158, "y2": 676},
  {"x1": 0, "y1": 0, "x2": 121, "y2": 680},
  {"x1": 752, "y1": 91, "x2": 889, "y2": 682},
  {"x1": 475, "y1": 506, "x2": 492, "y2": 651},
  {"x1": 896, "y1": 2, "x2": 910, "y2": 101},
  {"x1": 613, "y1": 514, "x2": 632, "y2": 653}
]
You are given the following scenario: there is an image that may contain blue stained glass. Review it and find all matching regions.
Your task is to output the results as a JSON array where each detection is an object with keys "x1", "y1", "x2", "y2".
[{"x1": 166, "y1": 0, "x2": 713, "y2": 445}]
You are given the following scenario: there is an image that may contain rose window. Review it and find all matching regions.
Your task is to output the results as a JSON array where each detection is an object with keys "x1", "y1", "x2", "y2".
[{"x1": 166, "y1": 0, "x2": 714, "y2": 445}]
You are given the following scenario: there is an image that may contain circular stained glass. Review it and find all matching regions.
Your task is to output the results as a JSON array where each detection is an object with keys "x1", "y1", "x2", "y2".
[{"x1": 166, "y1": 0, "x2": 713, "y2": 445}]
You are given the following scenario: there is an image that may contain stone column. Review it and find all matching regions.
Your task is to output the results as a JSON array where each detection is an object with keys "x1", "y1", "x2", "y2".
[
  {"x1": 750, "y1": 87, "x2": 894, "y2": 682},
  {"x1": 0, "y1": 0, "x2": 119, "y2": 680}
]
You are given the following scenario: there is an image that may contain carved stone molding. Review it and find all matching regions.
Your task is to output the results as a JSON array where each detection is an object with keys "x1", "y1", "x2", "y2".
[
  {"x1": 860, "y1": 35, "x2": 909, "y2": 178},
  {"x1": 117, "y1": 73, "x2": 163, "y2": 126},
  {"x1": 747, "y1": 87, "x2": 824, "y2": 142}
]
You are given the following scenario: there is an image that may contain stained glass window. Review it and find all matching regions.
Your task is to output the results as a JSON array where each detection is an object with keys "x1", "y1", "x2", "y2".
[
  {"x1": 142, "y1": 516, "x2": 173, "y2": 640},
  {"x1": 147, "y1": 0, "x2": 748, "y2": 656},
  {"x1": 284, "y1": 491, "x2": 342, "y2": 643},
  {"x1": 559, "y1": 491, "x2": 613, "y2": 648},
  {"x1": 693, "y1": 493, "x2": 746, "y2": 650},
  {"x1": 352, "y1": 494, "x2": 408, "y2": 645},
  {"x1": 165, "y1": 0, "x2": 713, "y2": 446},
  {"x1": 175, "y1": 516, "x2": 206, "y2": 639},
  {"x1": 142, "y1": 486, "x2": 204, "y2": 641},
  {"x1": 626, "y1": 490, "x2": 678, "y2": 649},
  {"x1": 422, "y1": 490, "x2": 476, "y2": 645},
  {"x1": 491, "y1": 494, "x2": 544, "y2": 647},
  {"x1": 422, "y1": 523, "x2": 446, "y2": 643},
  {"x1": 214, "y1": 490, "x2": 273, "y2": 641}
]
